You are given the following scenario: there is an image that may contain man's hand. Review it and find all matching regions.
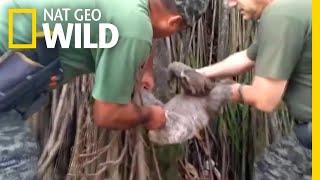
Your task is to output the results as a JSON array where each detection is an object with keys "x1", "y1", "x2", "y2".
[
  {"x1": 230, "y1": 83, "x2": 242, "y2": 102},
  {"x1": 138, "y1": 90, "x2": 165, "y2": 129},
  {"x1": 168, "y1": 62, "x2": 214, "y2": 96},
  {"x1": 49, "y1": 75, "x2": 59, "y2": 89},
  {"x1": 143, "y1": 105, "x2": 166, "y2": 130}
]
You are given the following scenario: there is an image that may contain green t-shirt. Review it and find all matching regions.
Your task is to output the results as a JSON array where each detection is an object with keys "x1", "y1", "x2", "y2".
[
  {"x1": 0, "y1": 0, "x2": 152, "y2": 104},
  {"x1": 247, "y1": 0, "x2": 311, "y2": 121}
]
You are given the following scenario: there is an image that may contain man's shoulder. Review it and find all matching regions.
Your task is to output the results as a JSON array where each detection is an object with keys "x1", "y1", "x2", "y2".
[
  {"x1": 81, "y1": 0, "x2": 155, "y2": 44},
  {"x1": 262, "y1": 0, "x2": 311, "y2": 23},
  {"x1": 98, "y1": 0, "x2": 152, "y2": 44}
]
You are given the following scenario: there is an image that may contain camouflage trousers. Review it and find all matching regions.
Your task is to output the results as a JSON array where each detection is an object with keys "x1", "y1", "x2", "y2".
[
  {"x1": 254, "y1": 132, "x2": 311, "y2": 180},
  {"x1": 0, "y1": 110, "x2": 39, "y2": 180}
]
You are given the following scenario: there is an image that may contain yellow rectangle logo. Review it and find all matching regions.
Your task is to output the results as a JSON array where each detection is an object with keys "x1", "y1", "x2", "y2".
[{"x1": 8, "y1": 8, "x2": 37, "y2": 49}]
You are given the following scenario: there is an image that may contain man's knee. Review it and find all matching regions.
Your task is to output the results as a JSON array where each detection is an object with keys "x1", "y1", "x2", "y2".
[
  {"x1": 294, "y1": 122, "x2": 312, "y2": 149},
  {"x1": 254, "y1": 132, "x2": 311, "y2": 180}
]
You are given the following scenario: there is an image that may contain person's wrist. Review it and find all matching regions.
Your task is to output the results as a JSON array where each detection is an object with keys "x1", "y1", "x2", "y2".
[
  {"x1": 141, "y1": 106, "x2": 152, "y2": 124},
  {"x1": 143, "y1": 106, "x2": 166, "y2": 130},
  {"x1": 231, "y1": 83, "x2": 242, "y2": 102},
  {"x1": 238, "y1": 84, "x2": 245, "y2": 103},
  {"x1": 195, "y1": 68, "x2": 206, "y2": 76}
]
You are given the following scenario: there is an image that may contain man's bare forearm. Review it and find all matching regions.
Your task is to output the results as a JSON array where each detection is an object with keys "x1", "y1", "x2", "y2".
[
  {"x1": 93, "y1": 101, "x2": 156, "y2": 130},
  {"x1": 230, "y1": 76, "x2": 287, "y2": 112},
  {"x1": 196, "y1": 50, "x2": 255, "y2": 78}
]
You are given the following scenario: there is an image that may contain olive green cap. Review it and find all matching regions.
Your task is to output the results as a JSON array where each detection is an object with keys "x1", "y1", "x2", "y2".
[{"x1": 175, "y1": 0, "x2": 210, "y2": 25}]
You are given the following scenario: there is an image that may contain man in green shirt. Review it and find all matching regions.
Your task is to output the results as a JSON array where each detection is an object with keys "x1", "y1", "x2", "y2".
[
  {"x1": 0, "y1": 0, "x2": 209, "y2": 178},
  {"x1": 197, "y1": 0, "x2": 311, "y2": 146},
  {"x1": 187, "y1": 0, "x2": 311, "y2": 178},
  {"x1": 0, "y1": 0, "x2": 209, "y2": 129}
]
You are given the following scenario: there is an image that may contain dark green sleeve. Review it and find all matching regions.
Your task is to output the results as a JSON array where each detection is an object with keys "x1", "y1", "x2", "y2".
[
  {"x1": 246, "y1": 40, "x2": 258, "y2": 60},
  {"x1": 255, "y1": 14, "x2": 306, "y2": 80},
  {"x1": 92, "y1": 37, "x2": 151, "y2": 104}
]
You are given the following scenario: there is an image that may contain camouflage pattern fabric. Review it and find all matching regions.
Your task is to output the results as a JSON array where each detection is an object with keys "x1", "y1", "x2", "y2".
[
  {"x1": 175, "y1": 0, "x2": 210, "y2": 26},
  {"x1": 0, "y1": 110, "x2": 39, "y2": 180},
  {"x1": 254, "y1": 132, "x2": 311, "y2": 180}
]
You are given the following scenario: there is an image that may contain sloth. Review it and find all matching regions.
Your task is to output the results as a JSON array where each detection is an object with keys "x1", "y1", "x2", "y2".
[{"x1": 140, "y1": 62, "x2": 233, "y2": 145}]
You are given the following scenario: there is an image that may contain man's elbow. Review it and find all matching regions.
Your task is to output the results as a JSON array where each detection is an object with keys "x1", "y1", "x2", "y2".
[
  {"x1": 92, "y1": 100, "x2": 121, "y2": 129},
  {"x1": 252, "y1": 99, "x2": 279, "y2": 113},
  {"x1": 93, "y1": 112, "x2": 112, "y2": 128},
  {"x1": 256, "y1": 103, "x2": 277, "y2": 113},
  {"x1": 92, "y1": 114, "x2": 104, "y2": 127}
]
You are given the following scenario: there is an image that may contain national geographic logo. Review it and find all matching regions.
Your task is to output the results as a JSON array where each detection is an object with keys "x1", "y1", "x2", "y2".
[
  {"x1": 8, "y1": 8, "x2": 37, "y2": 49},
  {"x1": 8, "y1": 8, "x2": 119, "y2": 49}
]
